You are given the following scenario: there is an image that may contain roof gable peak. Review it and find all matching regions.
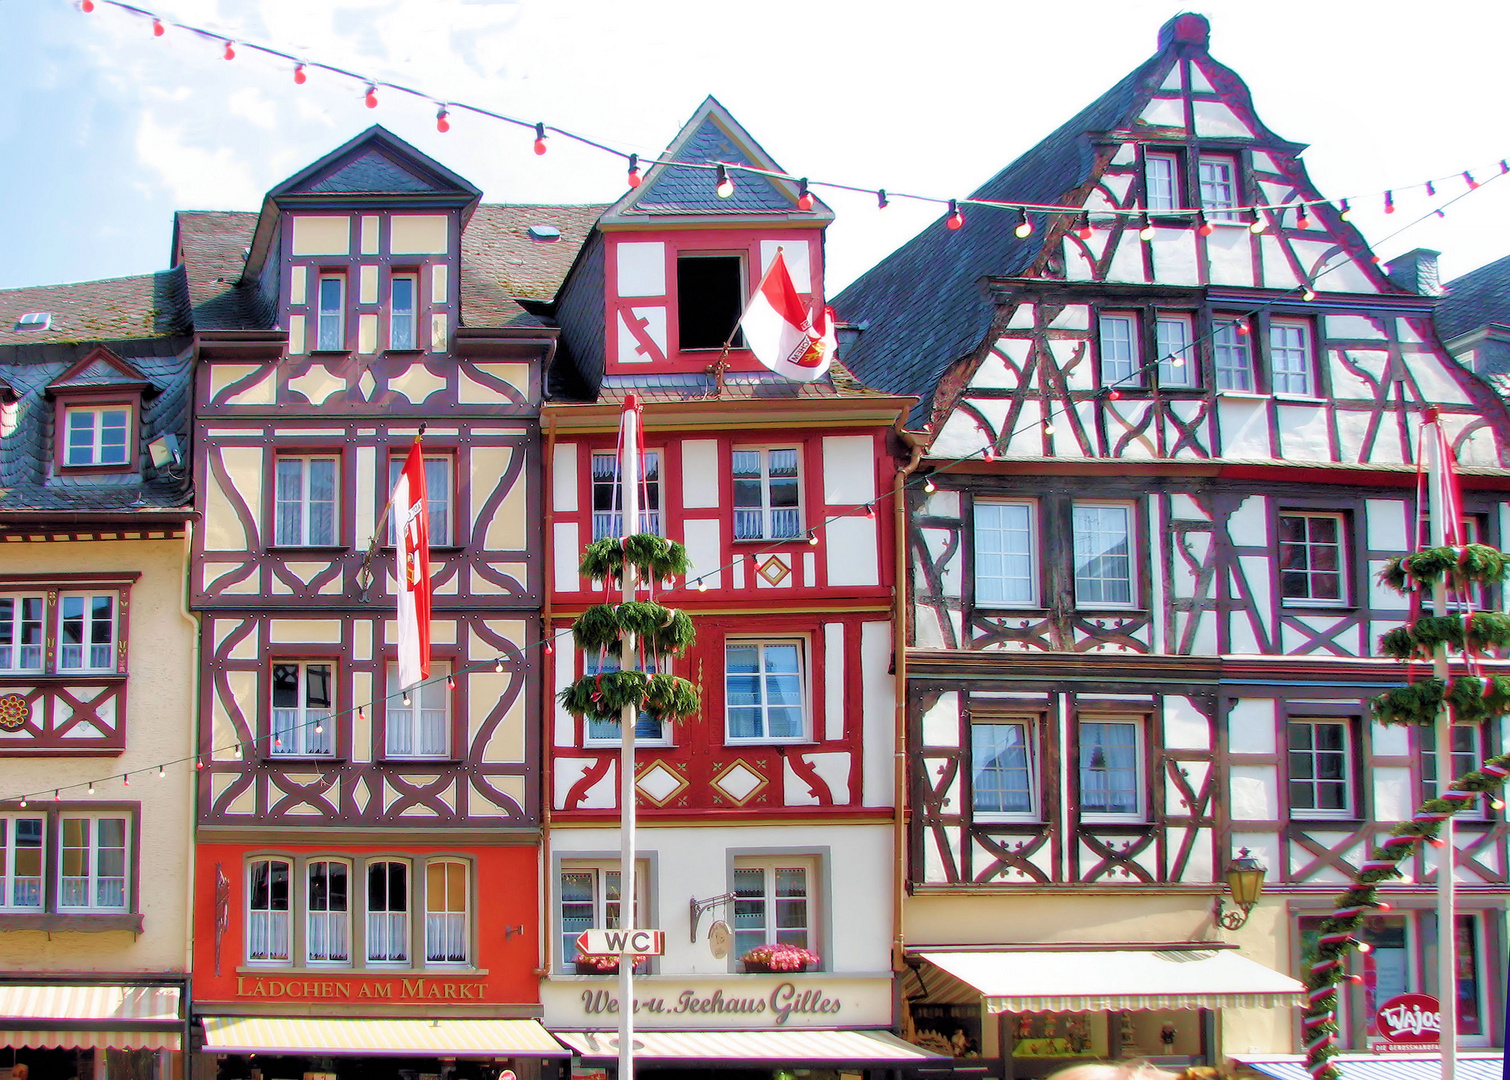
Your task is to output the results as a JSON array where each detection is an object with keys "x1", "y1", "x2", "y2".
[
  {"x1": 45, "y1": 345, "x2": 155, "y2": 396},
  {"x1": 268, "y1": 125, "x2": 482, "y2": 205}
]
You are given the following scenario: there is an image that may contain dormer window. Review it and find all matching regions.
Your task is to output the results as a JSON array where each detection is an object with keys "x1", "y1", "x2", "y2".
[
  {"x1": 1197, "y1": 155, "x2": 1240, "y2": 221},
  {"x1": 316, "y1": 275, "x2": 346, "y2": 351},
  {"x1": 1144, "y1": 152, "x2": 1180, "y2": 213},
  {"x1": 15, "y1": 313, "x2": 52, "y2": 332},
  {"x1": 677, "y1": 254, "x2": 744, "y2": 351},
  {"x1": 64, "y1": 406, "x2": 131, "y2": 467}
]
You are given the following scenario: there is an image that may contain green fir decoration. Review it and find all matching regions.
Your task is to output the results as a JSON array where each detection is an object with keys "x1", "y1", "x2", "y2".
[
  {"x1": 580, "y1": 534, "x2": 691, "y2": 584},
  {"x1": 1378, "y1": 611, "x2": 1510, "y2": 660},
  {"x1": 558, "y1": 670, "x2": 700, "y2": 725},
  {"x1": 1370, "y1": 674, "x2": 1510, "y2": 726},
  {"x1": 571, "y1": 602, "x2": 696, "y2": 657},
  {"x1": 1378, "y1": 543, "x2": 1510, "y2": 592}
]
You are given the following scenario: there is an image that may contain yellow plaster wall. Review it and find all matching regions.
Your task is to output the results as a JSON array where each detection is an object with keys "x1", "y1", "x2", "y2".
[{"x1": 0, "y1": 538, "x2": 194, "y2": 974}]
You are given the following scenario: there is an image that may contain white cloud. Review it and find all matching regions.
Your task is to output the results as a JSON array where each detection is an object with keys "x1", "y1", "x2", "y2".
[
  {"x1": 134, "y1": 110, "x2": 264, "y2": 209},
  {"x1": 227, "y1": 86, "x2": 278, "y2": 129}
]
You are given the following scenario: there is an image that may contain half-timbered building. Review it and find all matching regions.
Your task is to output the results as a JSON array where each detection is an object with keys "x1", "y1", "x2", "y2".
[
  {"x1": 0, "y1": 277, "x2": 196, "y2": 1078},
  {"x1": 835, "y1": 14, "x2": 1510, "y2": 1076},
  {"x1": 176, "y1": 128, "x2": 568, "y2": 1074},
  {"x1": 538, "y1": 98, "x2": 938, "y2": 1073}
]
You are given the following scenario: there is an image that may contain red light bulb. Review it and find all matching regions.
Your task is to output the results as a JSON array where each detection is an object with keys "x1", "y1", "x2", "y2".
[
  {"x1": 365, "y1": 86, "x2": 378, "y2": 108},
  {"x1": 1197, "y1": 214, "x2": 1214, "y2": 237},
  {"x1": 1076, "y1": 214, "x2": 1093, "y2": 240},
  {"x1": 153, "y1": 19, "x2": 165, "y2": 36},
  {"x1": 798, "y1": 192, "x2": 815, "y2": 211},
  {"x1": 1235, "y1": 322, "x2": 1249, "y2": 336},
  {"x1": 223, "y1": 41, "x2": 236, "y2": 60},
  {"x1": 436, "y1": 108, "x2": 450, "y2": 133},
  {"x1": 533, "y1": 122, "x2": 548, "y2": 155},
  {"x1": 293, "y1": 64, "x2": 307, "y2": 84},
  {"x1": 945, "y1": 200, "x2": 965, "y2": 231},
  {"x1": 1296, "y1": 205, "x2": 1310, "y2": 229},
  {"x1": 80, "y1": 0, "x2": 94, "y2": 11},
  {"x1": 626, "y1": 153, "x2": 641, "y2": 188},
  {"x1": 1425, "y1": 180, "x2": 1436, "y2": 197},
  {"x1": 1384, "y1": 190, "x2": 1395, "y2": 214},
  {"x1": 1108, "y1": 389, "x2": 1122, "y2": 401},
  {"x1": 1464, "y1": 171, "x2": 1479, "y2": 190}
]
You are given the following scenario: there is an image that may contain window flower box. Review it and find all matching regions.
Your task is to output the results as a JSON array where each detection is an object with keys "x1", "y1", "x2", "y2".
[{"x1": 739, "y1": 943, "x2": 820, "y2": 973}]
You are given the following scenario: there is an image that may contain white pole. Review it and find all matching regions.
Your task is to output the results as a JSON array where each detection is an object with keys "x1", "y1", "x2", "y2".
[
  {"x1": 1425, "y1": 422, "x2": 1456, "y2": 1080},
  {"x1": 617, "y1": 398, "x2": 641, "y2": 1080}
]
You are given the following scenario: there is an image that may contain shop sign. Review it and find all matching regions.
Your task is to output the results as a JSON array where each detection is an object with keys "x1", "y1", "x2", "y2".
[
  {"x1": 1374, "y1": 992, "x2": 1440, "y2": 1048},
  {"x1": 542, "y1": 975, "x2": 892, "y2": 1029},
  {"x1": 234, "y1": 976, "x2": 485, "y2": 1002},
  {"x1": 576, "y1": 929, "x2": 666, "y2": 956}
]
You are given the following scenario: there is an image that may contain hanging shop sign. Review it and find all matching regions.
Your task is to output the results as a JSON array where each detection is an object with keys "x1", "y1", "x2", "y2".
[
  {"x1": 1374, "y1": 992, "x2": 1440, "y2": 1049},
  {"x1": 542, "y1": 975, "x2": 892, "y2": 1030}
]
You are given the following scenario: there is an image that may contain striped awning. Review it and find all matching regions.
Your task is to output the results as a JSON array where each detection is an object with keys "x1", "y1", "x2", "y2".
[
  {"x1": 1236, "y1": 1053, "x2": 1503, "y2": 1079},
  {"x1": 554, "y1": 1028, "x2": 947, "y2": 1065},
  {"x1": 916, "y1": 949, "x2": 1305, "y2": 1012},
  {"x1": 0, "y1": 984, "x2": 181, "y2": 1051},
  {"x1": 200, "y1": 1016, "x2": 567, "y2": 1057}
]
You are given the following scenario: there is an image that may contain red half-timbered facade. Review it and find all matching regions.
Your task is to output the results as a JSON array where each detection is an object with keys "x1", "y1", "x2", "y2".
[
  {"x1": 178, "y1": 128, "x2": 569, "y2": 1066},
  {"x1": 538, "y1": 99, "x2": 915, "y2": 1053},
  {"x1": 837, "y1": 14, "x2": 1510, "y2": 1074}
]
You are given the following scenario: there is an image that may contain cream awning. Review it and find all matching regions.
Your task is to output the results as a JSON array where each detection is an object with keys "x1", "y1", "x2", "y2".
[
  {"x1": 554, "y1": 1028, "x2": 946, "y2": 1065},
  {"x1": 916, "y1": 949, "x2": 1305, "y2": 1012},
  {"x1": 0, "y1": 984, "x2": 181, "y2": 1051},
  {"x1": 200, "y1": 1016, "x2": 567, "y2": 1057}
]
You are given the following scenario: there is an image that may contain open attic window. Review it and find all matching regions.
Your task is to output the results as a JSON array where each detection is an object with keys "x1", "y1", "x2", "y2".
[
  {"x1": 15, "y1": 313, "x2": 52, "y2": 331},
  {"x1": 677, "y1": 254, "x2": 744, "y2": 351}
]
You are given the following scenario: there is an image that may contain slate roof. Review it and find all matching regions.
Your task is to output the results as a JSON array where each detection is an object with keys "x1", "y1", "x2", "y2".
[
  {"x1": 1438, "y1": 253, "x2": 1510, "y2": 341},
  {"x1": 173, "y1": 210, "x2": 261, "y2": 330},
  {"x1": 0, "y1": 341, "x2": 193, "y2": 517},
  {"x1": 587, "y1": 360, "x2": 904, "y2": 407},
  {"x1": 832, "y1": 56, "x2": 1159, "y2": 429},
  {"x1": 0, "y1": 271, "x2": 191, "y2": 345},
  {"x1": 633, "y1": 119, "x2": 794, "y2": 215}
]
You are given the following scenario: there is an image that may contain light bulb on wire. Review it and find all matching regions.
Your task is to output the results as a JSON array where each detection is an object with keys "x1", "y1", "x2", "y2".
[
  {"x1": 365, "y1": 85, "x2": 379, "y2": 109},
  {"x1": 626, "y1": 154, "x2": 641, "y2": 189},
  {"x1": 876, "y1": 189, "x2": 889, "y2": 210},
  {"x1": 945, "y1": 200, "x2": 964, "y2": 231},
  {"x1": 495, "y1": 659, "x2": 505, "y2": 673},
  {"x1": 715, "y1": 165, "x2": 735, "y2": 199},
  {"x1": 1384, "y1": 190, "x2": 1395, "y2": 214},
  {"x1": 294, "y1": 64, "x2": 307, "y2": 85},
  {"x1": 87, "y1": 781, "x2": 95, "y2": 796},
  {"x1": 1014, "y1": 209, "x2": 1033, "y2": 239},
  {"x1": 1138, "y1": 215, "x2": 1155, "y2": 241},
  {"x1": 1296, "y1": 204, "x2": 1310, "y2": 230},
  {"x1": 1075, "y1": 213, "x2": 1093, "y2": 240},
  {"x1": 923, "y1": 478, "x2": 937, "y2": 494},
  {"x1": 533, "y1": 122, "x2": 548, "y2": 155},
  {"x1": 152, "y1": 19, "x2": 165, "y2": 36},
  {"x1": 223, "y1": 41, "x2": 236, "y2": 60},
  {"x1": 158, "y1": 765, "x2": 166, "y2": 778},
  {"x1": 1197, "y1": 212, "x2": 1213, "y2": 237},
  {"x1": 122, "y1": 773, "x2": 129, "y2": 787},
  {"x1": 797, "y1": 178, "x2": 814, "y2": 211},
  {"x1": 436, "y1": 107, "x2": 450, "y2": 133},
  {"x1": 807, "y1": 531, "x2": 819, "y2": 546},
  {"x1": 402, "y1": 692, "x2": 411, "y2": 707},
  {"x1": 1248, "y1": 213, "x2": 1267, "y2": 234},
  {"x1": 1464, "y1": 171, "x2": 1480, "y2": 190},
  {"x1": 80, "y1": 0, "x2": 94, "y2": 11}
]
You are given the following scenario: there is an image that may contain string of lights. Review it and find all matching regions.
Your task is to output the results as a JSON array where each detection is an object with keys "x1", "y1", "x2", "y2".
[{"x1": 72, "y1": 0, "x2": 1510, "y2": 228}]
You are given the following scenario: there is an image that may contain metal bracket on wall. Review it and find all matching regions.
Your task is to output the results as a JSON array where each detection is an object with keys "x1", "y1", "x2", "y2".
[{"x1": 688, "y1": 892, "x2": 736, "y2": 942}]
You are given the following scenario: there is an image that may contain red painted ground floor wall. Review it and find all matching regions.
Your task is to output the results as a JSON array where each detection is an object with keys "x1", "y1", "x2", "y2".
[{"x1": 194, "y1": 841, "x2": 540, "y2": 1009}]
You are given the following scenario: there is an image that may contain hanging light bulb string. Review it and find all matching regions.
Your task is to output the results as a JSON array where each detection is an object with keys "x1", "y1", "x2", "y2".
[{"x1": 74, "y1": 0, "x2": 1510, "y2": 226}]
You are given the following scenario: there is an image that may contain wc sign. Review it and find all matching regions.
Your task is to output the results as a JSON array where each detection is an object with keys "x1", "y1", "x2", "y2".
[{"x1": 576, "y1": 928, "x2": 666, "y2": 956}]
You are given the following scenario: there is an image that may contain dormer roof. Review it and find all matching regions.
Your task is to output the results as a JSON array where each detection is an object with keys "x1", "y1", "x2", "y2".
[
  {"x1": 45, "y1": 345, "x2": 156, "y2": 398},
  {"x1": 597, "y1": 96, "x2": 832, "y2": 228}
]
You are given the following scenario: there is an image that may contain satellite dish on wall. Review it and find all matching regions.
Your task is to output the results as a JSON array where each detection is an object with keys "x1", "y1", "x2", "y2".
[{"x1": 708, "y1": 920, "x2": 732, "y2": 959}]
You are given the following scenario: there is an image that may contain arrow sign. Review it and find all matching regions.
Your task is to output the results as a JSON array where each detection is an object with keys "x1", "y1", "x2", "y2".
[{"x1": 575, "y1": 928, "x2": 666, "y2": 956}]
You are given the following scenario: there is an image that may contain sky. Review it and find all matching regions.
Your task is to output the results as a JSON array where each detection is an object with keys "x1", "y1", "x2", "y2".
[{"x1": 1, "y1": 0, "x2": 1507, "y2": 297}]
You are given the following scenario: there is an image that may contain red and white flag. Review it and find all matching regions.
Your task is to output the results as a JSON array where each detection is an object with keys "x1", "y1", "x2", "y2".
[
  {"x1": 740, "y1": 250, "x2": 834, "y2": 383},
  {"x1": 393, "y1": 439, "x2": 431, "y2": 690}
]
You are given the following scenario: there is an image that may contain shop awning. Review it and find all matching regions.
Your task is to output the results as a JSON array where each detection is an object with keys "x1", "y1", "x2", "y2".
[
  {"x1": 915, "y1": 949, "x2": 1305, "y2": 1012},
  {"x1": 1234, "y1": 1053, "x2": 1503, "y2": 1079},
  {"x1": 555, "y1": 1028, "x2": 947, "y2": 1066},
  {"x1": 201, "y1": 1016, "x2": 566, "y2": 1057},
  {"x1": 200, "y1": 1016, "x2": 566, "y2": 1057},
  {"x1": 0, "y1": 984, "x2": 181, "y2": 1051}
]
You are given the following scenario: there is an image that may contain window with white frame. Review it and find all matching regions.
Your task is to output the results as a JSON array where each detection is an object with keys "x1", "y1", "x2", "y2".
[
  {"x1": 57, "y1": 593, "x2": 116, "y2": 672},
  {"x1": 1144, "y1": 153, "x2": 1180, "y2": 213},
  {"x1": 424, "y1": 859, "x2": 469, "y2": 964},
  {"x1": 1156, "y1": 313, "x2": 1196, "y2": 387},
  {"x1": 583, "y1": 651, "x2": 666, "y2": 743},
  {"x1": 559, "y1": 864, "x2": 629, "y2": 969},
  {"x1": 275, "y1": 456, "x2": 339, "y2": 546},
  {"x1": 732, "y1": 859, "x2": 813, "y2": 959},
  {"x1": 1269, "y1": 319, "x2": 1315, "y2": 397},
  {"x1": 1213, "y1": 317, "x2": 1255, "y2": 391},
  {"x1": 63, "y1": 406, "x2": 130, "y2": 467},
  {"x1": 0, "y1": 596, "x2": 45, "y2": 673},
  {"x1": 1072, "y1": 503, "x2": 1135, "y2": 608},
  {"x1": 390, "y1": 274, "x2": 418, "y2": 350},
  {"x1": 247, "y1": 858, "x2": 291, "y2": 962},
  {"x1": 1279, "y1": 512, "x2": 1346, "y2": 605},
  {"x1": 1079, "y1": 719, "x2": 1144, "y2": 818},
  {"x1": 316, "y1": 275, "x2": 346, "y2": 351},
  {"x1": 972, "y1": 719, "x2": 1038, "y2": 819},
  {"x1": 57, "y1": 815, "x2": 128, "y2": 912},
  {"x1": 1422, "y1": 724, "x2": 1489, "y2": 820},
  {"x1": 271, "y1": 662, "x2": 334, "y2": 757},
  {"x1": 385, "y1": 662, "x2": 450, "y2": 758},
  {"x1": 365, "y1": 860, "x2": 409, "y2": 963},
  {"x1": 591, "y1": 450, "x2": 662, "y2": 540},
  {"x1": 725, "y1": 640, "x2": 806, "y2": 742},
  {"x1": 1098, "y1": 313, "x2": 1139, "y2": 387},
  {"x1": 1197, "y1": 156, "x2": 1240, "y2": 221},
  {"x1": 732, "y1": 448, "x2": 801, "y2": 541},
  {"x1": 0, "y1": 816, "x2": 44, "y2": 910},
  {"x1": 1288, "y1": 719, "x2": 1353, "y2": 817},
  {"x1": 974, "y1": 501, "x2": 1037, "y2": 607},
  {"x1": 387, "y1": 455, "x2": 452, "y2": 547},
  {"x1": 306, "y1": 859, "x2": 351, "y2": 964}
]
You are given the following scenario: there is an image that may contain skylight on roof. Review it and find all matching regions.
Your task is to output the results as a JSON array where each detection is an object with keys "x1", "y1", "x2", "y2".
[
  {"x1": 528, "y1": 225, "x2": 562, "y2": 242},
  {"x1": 15, "y1": 312, "x2": 52, "y2": 331}
]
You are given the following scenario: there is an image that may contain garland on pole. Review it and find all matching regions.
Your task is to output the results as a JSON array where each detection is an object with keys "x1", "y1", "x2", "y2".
[{"x1": 1301, "y1": 545, "x2": 1510, "y2": 1080}]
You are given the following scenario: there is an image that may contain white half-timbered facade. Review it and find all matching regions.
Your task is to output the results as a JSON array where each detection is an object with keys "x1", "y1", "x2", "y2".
[{"x1": 837, "y1": 13, "x2": 1510, "y2": 1074}]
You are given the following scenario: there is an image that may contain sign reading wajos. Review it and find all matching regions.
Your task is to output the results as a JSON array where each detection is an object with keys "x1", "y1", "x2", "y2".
[{"x1": 1375, "y1": 992, "x2": 1441, "y2": 1046}]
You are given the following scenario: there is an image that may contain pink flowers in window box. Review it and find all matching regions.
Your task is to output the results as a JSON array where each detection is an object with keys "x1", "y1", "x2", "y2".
[
  {"x1": 739, "y1": 943, "x2": 820, "y2": 973},
  {"x1": 574, "y1": 951, "x2": 648, "y2": 975}
]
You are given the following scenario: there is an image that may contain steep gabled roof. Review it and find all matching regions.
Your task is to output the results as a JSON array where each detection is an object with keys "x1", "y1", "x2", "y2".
[
  {"x1": 171, "y1": 210, "x2": 261, "y2": 330},
  {"x1": 0, "y1": 271, "x2": 191, "y2": 345},
  {"x1": 597, "y1": 96, "x2": 831, "y2": 227},
  {"x1": 45, "y1": 345, "x2": 155, "y2": 395},
  {"x1": 1438, "y1": 253, "x2": 1510, "y2": 342}
]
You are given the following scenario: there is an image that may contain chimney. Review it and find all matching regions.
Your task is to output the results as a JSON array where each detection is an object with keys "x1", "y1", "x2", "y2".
[
  {"x1": 1158, "y1": 12, "x2": 1211, "y2": 50},
  {"x1": 1385, "y1": 248, "x2": 1441, "y2": 296}
]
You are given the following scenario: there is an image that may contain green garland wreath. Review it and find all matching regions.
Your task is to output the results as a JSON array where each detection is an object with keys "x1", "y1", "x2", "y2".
[
  {"x1": 1378, "y1": 543, "x2": 1510, "y2": 592},
  {"x1": 1370, "y1": 674, "x2": 1510, "y2": 726},
  {"x1": 580, "y1": 534, "x2": 691, "y2": 584},
  {"x1": 1378, "y1": 611, "x2": 1510, "y2": 660},
  {"x1": 571, "y1": 602, "x2": 697, "y2": 657},
  {"x1": 558, "y1": 670, "x2": 700, "y2": 724}
]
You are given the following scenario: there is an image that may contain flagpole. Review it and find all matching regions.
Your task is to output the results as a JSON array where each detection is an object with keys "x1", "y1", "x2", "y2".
[
  {"x1": 356, "y1": 424, "x2": 425, "y2": 602},
  {"x1": 1425, "y1": 411, "x2": 1457, "y2": 1080},
  {"x1": 617, "y1": 396, "x2": 641, "y2": 1080}
]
